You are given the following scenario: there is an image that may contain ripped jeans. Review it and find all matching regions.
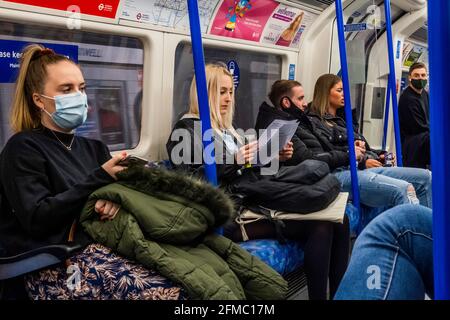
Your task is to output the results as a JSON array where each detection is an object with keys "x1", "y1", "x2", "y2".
[{"x1": 333, "y1": 167, "x2": 432, "y2": 209}]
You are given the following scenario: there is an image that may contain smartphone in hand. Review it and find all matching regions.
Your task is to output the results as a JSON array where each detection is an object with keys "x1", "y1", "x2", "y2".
[{"x1": 118, "y1": 155, "x2": 149, "y2": 167}]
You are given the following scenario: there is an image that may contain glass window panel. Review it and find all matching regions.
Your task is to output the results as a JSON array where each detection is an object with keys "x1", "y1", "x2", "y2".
[
  {"x1": 173, "y1": 43, "x2": 282, "y2": 131},
  {"x1": 0, "y1": 20, "x2": 144, "y2": 151}
]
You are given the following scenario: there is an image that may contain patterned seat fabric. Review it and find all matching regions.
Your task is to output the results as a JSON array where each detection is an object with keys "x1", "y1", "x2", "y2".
[{"x1": 239, "y1": 240, "x2": 304, "y2": 276}]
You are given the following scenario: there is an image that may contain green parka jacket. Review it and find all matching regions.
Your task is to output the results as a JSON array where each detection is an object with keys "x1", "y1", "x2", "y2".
[{"x1": 80, "y1": 166, "x2": 287, "y2": 300}]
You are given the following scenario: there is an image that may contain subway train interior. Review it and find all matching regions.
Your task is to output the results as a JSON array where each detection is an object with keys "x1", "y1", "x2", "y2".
[{"x1": 0, "y1": 0, "x2": 445, "y2": 303}]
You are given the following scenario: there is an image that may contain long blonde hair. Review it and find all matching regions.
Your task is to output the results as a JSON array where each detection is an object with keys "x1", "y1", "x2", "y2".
[
  {"x1": 311, "y1": 73, "x2": 342, "y2": 118},
  {"x1": 188, "y1": 64, "x2": 235, "y2": 131},
  {"x1": 10, "y1": 44, "x2": 77, "y2": 132}
]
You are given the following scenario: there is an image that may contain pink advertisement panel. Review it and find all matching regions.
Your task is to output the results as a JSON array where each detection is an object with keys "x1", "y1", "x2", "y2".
[{"x1": 209, "y1": 0, "x2": 279, "y2": 42}]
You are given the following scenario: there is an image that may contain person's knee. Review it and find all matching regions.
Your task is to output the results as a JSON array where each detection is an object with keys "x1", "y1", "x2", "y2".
[
  {"x1": 365, "y1": 173, "x2": 411, "y2": 205},
  {"x1": 406, "y1": 184, "x2": 420, "y2": 205},
  {"x1": 388, "y1": 182, "x2": 418, "y2": 205},
  {"x1": 413, "y1": 169, "x2": 432, "y2": 189},
  {"x1": 365, "y1": 204, "x2": 431, "y2": 237}
]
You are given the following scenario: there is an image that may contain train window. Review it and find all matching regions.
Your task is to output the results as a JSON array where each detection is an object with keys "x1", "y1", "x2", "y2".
[
  {"x1": 173, "y1": 42, "x2": 282, "y2": 130},
  {"x1": 0, "y1": 20, "x2": 144, "y2": 151}
]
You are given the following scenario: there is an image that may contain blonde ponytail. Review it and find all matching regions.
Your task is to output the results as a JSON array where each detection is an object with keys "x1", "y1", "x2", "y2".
[{"x1": 10, "y1": 44, "x2": 75, "y2": 132}]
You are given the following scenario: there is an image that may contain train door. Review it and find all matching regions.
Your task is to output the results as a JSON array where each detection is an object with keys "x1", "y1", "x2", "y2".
[
  {"x1": 327, "y1": 0, "x2": 405, "y2": 148},
  {"x1": 362, "y1": 6, "x2": 426, "y2": 150}
]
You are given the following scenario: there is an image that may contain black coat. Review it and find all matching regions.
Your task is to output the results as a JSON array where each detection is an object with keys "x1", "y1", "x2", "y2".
[
  {"x1": 307, "y1": 112, "x2": 383, "y2": 168},
  {"x1": 255, "y1": 102, "x2": 349, "y2": 171},
  {"x1": 167, "y1": 113, "x2": 341, "y2": 214},
  {"x1": 398, "y1": 86, "x2": 430, "y2": 168},
  {"x1": 166, "y1": 117, "x2": 242, "y2": 186}
]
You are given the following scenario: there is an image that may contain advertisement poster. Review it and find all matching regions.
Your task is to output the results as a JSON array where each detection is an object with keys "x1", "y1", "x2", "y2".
[
  {"x1": 0, "y1": 39, "x2": 78, "y2": 83},
  {"x1": 260, "y1": 4, "x2": 316, "y2": 48},
  {"x1": 120, "y1": 0, "x2": 220, "y2": 32},
  {"x1": 209, "y1": 0, "x2": 278, "y2": 42},
  {"x1": 3, "y1": 0, "x2": 120, "y2": 18},
  {"x1": 402, "y1": 42, "x2": 427, "y2": 67}
]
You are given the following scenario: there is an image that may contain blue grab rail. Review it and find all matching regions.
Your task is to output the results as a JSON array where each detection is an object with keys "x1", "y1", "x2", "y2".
[
  {"x1": 383, "y1": 0, "x2": 403, "y2": 166},
  {"x1": 334, "y1": 0, "x2": 360, "y2": 212},
  {"x1": 428, "y1": 0, "x2": 450, "y2": 300},
  {"x1": 382, "y1": 79, "x2": 391, "y2": 150},
  {"x1": 187, "y1": 0, "x2": 218, "y2": 186}
]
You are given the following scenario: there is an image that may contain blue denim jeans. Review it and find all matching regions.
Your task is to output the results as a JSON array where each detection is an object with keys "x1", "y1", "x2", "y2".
[
  {"x1": 333, "y1": 167, "x2": 432, "y2": 208},
  {"x1": 335, "y1": 204, "x2": 433, "y2": 300}
]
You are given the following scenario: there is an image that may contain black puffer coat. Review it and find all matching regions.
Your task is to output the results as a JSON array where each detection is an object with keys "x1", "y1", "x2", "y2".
[
  {"x1": 307, "y1": 111, "x2": 383, "y2": 169},
  {"x1": 255, "y1": 102, "x2": 349, "y2": 171}
]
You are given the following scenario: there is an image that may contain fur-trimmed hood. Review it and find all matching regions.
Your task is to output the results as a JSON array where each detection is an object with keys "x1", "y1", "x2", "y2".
[
  {"x1": 80, "y1": 165, "x2": 288, "y2": 300},
  {"x1": 116, "y1": 165, "x2": 234, "y2": 227}
]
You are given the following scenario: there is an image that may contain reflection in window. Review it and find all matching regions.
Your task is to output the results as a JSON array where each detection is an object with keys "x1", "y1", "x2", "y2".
[
  {"x1": 173, "y1": 43, "x2": 282, "y2": 131},
  {"x1": 0, "y1": 21, "x2": 144, "y2": 151}
]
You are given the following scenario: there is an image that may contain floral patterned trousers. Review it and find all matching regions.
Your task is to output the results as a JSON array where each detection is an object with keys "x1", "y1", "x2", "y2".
[{"x1": 25, "y1": 243, "x2": 187, "y2": 300}]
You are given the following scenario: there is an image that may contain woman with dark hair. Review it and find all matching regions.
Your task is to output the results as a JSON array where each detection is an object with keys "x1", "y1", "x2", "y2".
[
  {"x1": 309, "y1": 74, "x2": 431, "y2": 208},
  {"x1": 255, "y1": 78, "x2": 431, "y2": 229}
]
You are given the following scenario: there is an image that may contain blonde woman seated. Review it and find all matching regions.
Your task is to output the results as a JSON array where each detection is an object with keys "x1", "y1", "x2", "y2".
[{"x1": 167, "y1": 64, "x2": 350, "y2": 300}]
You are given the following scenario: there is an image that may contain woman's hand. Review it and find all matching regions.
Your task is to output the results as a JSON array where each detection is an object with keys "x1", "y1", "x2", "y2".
[
  {"x1": 355, "y1": 140, "x2": 366, "y2": 152},
  {"x1": 279, "y1": 141, "x2": 294, "y2": 162},
  {"x1": 102, "y1": 152, "x2": 127, "y2": 180},
  {"x1": 235, "y1": 141, "x2": 258, "y2": 165},
  {"x1": 366, "y1": 159, "x2": 383, "y2": 168},
  {"x1": 355, "y1": 146, "x2": 365, "y2": 162},
  {"x1": 95, "y1": 199, "x2": 121, "y2": 221}
]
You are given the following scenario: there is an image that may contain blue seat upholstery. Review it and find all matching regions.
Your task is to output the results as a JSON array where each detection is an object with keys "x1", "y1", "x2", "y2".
[
  {"x1": 239, "y1": 240, "x2": 304, "y2": 275},
  {"x1": 238, "y1": 204, "x2": 366, "y2": 276}
]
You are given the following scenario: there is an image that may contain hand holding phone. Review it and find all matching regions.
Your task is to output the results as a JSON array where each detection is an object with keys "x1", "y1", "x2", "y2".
[{"x1": 117, "y1": 155, "x2": 149, "y2": 167}]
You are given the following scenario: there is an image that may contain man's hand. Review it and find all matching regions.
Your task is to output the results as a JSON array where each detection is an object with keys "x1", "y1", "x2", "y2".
[
  {"x1": 366, "y1": 159, "x2": 383, "y2": 168},
  {"x1": 279, "y1": 141, "x2": 294, "y2": 162}
]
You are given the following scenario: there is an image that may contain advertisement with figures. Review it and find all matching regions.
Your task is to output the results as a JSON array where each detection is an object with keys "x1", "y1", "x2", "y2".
[
  {"x1": 260, "y1": 4, "x2": 316, "y2": 48},
  {"x1": 209, "y1": 0, "x2": 278, "y2": 42}
]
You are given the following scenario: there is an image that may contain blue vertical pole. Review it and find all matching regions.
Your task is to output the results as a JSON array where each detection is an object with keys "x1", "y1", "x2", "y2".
[
  {"x1": 187, "y1": 0, "x2": 218, "y2": 186},
  {"x1": 383, "y1": 0, "x2": 403, "y2": 166},
  {"x1": 382, "y1": 79, "x2": 391, "y2": 150},
  {"x1": 428, "y1": 0, "x2": 450, "y2": 300},
  {"x1": 334, "y1": 0, "x2": 360, "y2": 211}
]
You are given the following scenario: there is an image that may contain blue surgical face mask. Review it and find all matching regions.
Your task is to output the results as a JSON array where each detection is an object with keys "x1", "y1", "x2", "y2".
[{"x1": 41, "y1": 91, "x2": 88, "y2": 130}]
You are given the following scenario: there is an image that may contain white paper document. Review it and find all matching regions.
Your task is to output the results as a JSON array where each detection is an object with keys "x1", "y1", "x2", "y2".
[{"x1": 255, "y1": 119, "x2": 299, "y2": 166}]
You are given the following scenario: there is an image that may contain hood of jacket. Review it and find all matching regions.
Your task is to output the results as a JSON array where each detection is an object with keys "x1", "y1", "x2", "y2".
[{"x1": 117, "y1": 165, "x2": 234, "y2": 227}]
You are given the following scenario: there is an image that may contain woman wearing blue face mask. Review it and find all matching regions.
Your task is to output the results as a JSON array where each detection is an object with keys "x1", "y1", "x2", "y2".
[{"x1": 0, "y1": 44, "x2": 186, "y2": 299}]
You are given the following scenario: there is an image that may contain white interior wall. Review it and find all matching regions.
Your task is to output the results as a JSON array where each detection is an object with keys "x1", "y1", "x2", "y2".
[{"x1": 363, "y1": 7, "x2": 427, "y2": 150}]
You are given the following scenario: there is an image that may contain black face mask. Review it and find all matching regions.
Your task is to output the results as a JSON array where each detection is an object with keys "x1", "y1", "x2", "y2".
[
  {"x1": 280, "y1": 96, "x2": 305, "y2": 117},
  {"x1": 280, "y1": 96, "x2": 303, "y2": 111},
  {"x1": 411, "y1": 79, "x2": 428, "y2": 90}
]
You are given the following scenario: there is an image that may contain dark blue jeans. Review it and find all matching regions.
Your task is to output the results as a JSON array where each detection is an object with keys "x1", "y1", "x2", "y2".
[{"x1": 335, "y1": 204, "x2": 433, "y2": 300}]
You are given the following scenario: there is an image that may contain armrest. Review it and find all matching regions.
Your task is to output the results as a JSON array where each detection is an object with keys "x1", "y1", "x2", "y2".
[{"x1": 0, "y1": 244, "x2": 82, "y2": 280}]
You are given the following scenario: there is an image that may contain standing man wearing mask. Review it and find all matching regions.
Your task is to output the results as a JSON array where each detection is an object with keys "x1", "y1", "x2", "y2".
[{"x1": 399, "y1": 62, "x2": 430, "y2": 169}]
